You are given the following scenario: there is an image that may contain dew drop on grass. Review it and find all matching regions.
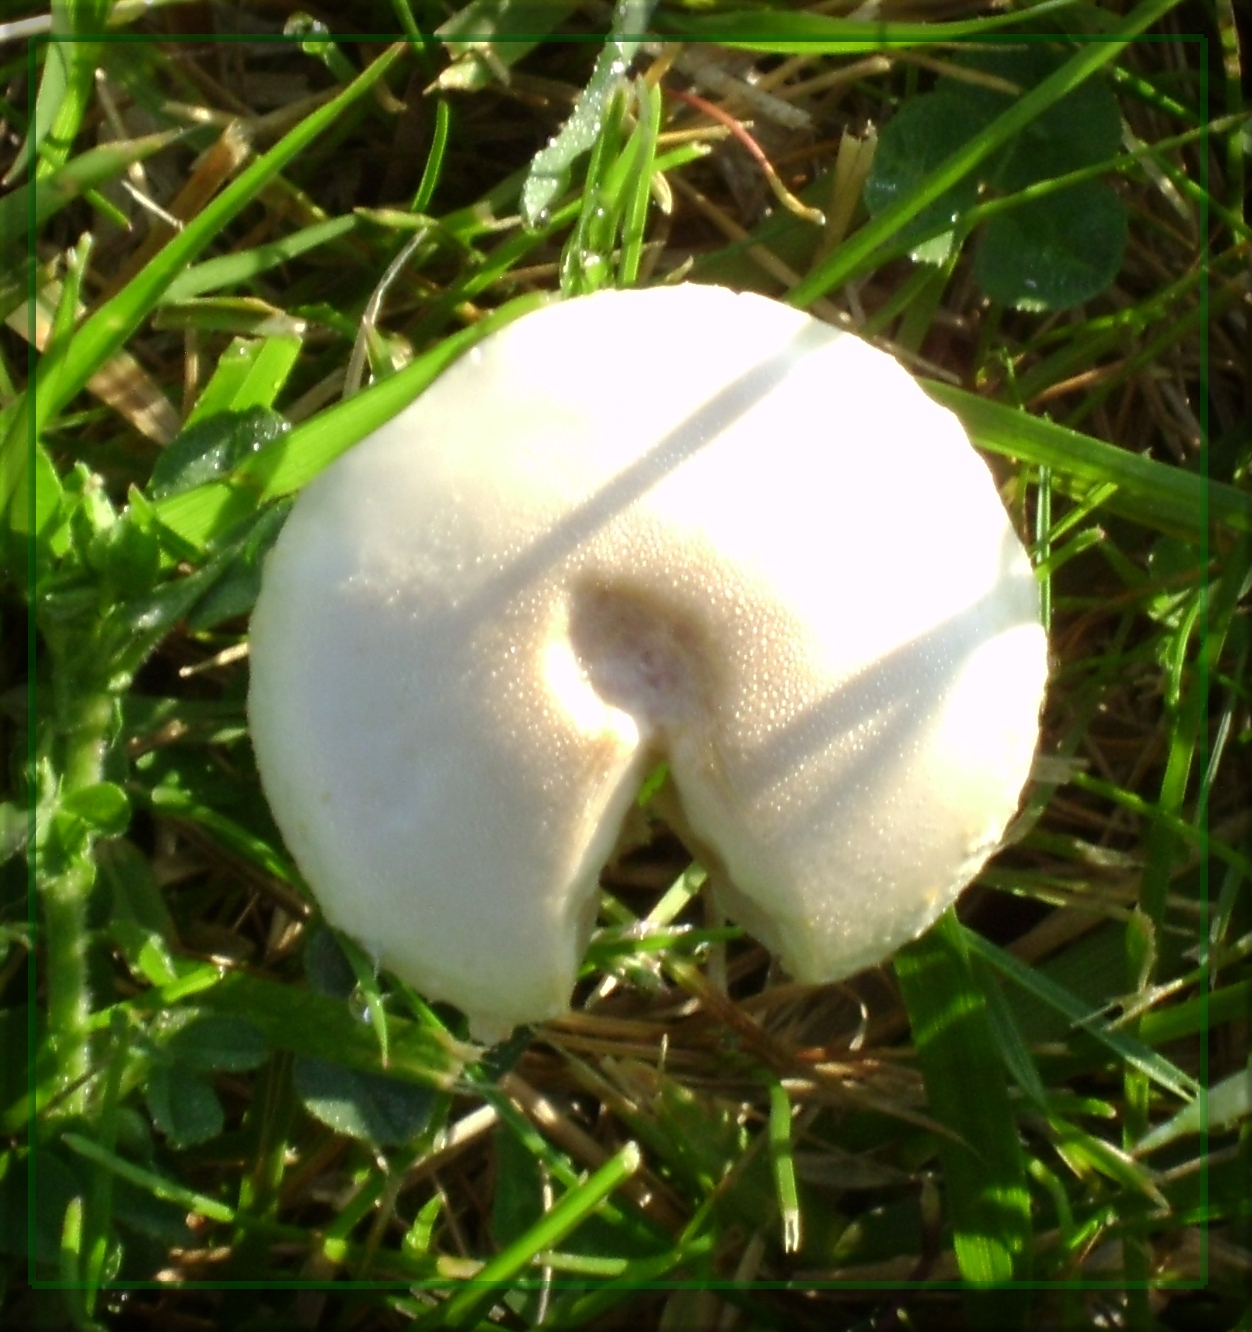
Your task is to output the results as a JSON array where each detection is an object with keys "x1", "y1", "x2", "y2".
[{"x1": 519, "y1": 0, "x2": 657, "y2": 228}]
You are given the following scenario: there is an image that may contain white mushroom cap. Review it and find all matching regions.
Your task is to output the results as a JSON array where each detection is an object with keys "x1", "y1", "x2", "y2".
[{"x1": 248, "y1": 284, "x2": 1047, "y2": 1041}]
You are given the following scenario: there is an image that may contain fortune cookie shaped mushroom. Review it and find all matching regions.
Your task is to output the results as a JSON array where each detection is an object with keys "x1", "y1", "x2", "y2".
[{"x1": 248, "y1": 283, "x2": 1048, "y2": 1042}]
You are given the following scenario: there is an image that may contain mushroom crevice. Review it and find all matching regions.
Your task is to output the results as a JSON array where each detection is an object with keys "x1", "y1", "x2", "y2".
[{"x1": 248, "y1": 284, "x2": 1048, "y2": 1041}]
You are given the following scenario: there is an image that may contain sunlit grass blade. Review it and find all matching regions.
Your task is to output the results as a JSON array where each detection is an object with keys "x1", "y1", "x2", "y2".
[
  {"x1": 965, "y1": 931, "x2": 1201, "y2": 1102},
  {"x1": 419, "y1": 1142, "x2": 643, "y2": 1329},
  {"x1": 1136, "y1": 1068, "x2": 1252, "y2": 1155},
  {"x1": 161, "y1": 216, "x2": 358, "y2": 304},
  {"x1": 767, "y1": 1078, "x2": 802, "y2": 1253},
  {"x1": 542, "y1": 1209, "x2": 718, "y2": 1326},
  {"x1": 63, "y1": 1132, "x2": 237, "y2": 1226},
  {"x1": 658, "y1": 0, "x2": 1085, "y2": 53},
  {"x1": 925, "y1": 382, "x2": 1252, "y2": 541},
  {"x1": 14, "y1": 1, "x2": 111, "y2": 185},
  {"x1": 123, "y1": 971, "x2": 469, "y2": 1090}
]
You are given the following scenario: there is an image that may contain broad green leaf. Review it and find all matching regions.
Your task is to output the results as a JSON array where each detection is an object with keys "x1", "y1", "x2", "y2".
[
  {"x1": 788, "y1": 0, "x2": 1181, "y2": 308},
  {"x1": 146, "y1": 1064, "x2": 224, "y2": 1149},
  {"x1": 303, "y1": 926, "x2": 359, "y2": 1000},
  {"x1": 59, "y1": 782, "x2": 129, "y2": 837},
  {"x1": 293, "y1": 1055, "x2": 437, "y2": 1146},
  {"x1": 101, "y1": 561, "x2": 231, "y2": 679},
  {"x1": 491, "y1": 1118, "x2": 545, "y2": 1247},
  {"x1": 864, "y1": 45, "x2": 1129, "y2": 307},
  {"x1": 164, "y1": 1014, "x2": 269, "y2": 1073},
  {"x1": 99, "y1": 836, "x2": 175, "y2": 985},
  {"x1": 14, "y1": 1149, "x2": 87, "y2": 1266},
  {"x1": 183, "y1": 500, "x2": 289, "y2": 630},
  {"x1": 975, "y1": 180, "x2": 1127, "y2": 310},
  {"x1": 142, "y1": 970, "x2": 468, "y2": 1089},
  {"x1": 149, "y1": 407, "x2": 290, "y2": 501},
  {"x1": 862, "y1": 92, "x2": 986, "y2": 254},
  {"x1": 940, "y1": 49, "x2": 1123, "y2": 193}
]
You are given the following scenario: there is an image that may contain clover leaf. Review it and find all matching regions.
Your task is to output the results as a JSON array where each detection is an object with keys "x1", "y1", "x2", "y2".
[{"x1": 865, "y1": 48, "x2": 1127, "y2": 310}]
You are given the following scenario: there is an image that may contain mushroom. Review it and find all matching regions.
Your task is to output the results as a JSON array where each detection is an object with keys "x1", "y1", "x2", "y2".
[{"x1": 248, "y1": 283, "x2": 1048, "y2": 1042}]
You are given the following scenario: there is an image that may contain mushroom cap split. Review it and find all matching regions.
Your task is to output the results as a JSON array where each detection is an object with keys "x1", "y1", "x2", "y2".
[{"x1": 248, "y1": 283, "x2": 1048, "y2": 1041}]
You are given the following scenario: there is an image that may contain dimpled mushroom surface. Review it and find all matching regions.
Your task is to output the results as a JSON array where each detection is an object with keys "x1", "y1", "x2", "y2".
[{"x1": 247, "y1": 283, "x2": 1048, "y2": 1042}]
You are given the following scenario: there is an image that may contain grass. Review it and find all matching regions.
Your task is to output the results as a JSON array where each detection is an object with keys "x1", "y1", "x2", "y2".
[{"x1": 4, "y1": 1, "x2": 1250, "y2": 1328}]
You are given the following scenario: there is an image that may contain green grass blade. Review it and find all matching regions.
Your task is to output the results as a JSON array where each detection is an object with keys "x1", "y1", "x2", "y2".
[
  {"x1": 1139, "y1": 538, "x2": 1249, "y2": 926},
  {"x1": 124, "y1": 971, "x2": 468, "y2": 1090},
  {"x1": 0, "y1": 129, "x2": 183, "y2": 248},
  {"x1": 543, "y1": 1208, "x2": 717, "y2": 1326},
  {"x1": 965, "y1": 931, "x2": 1201, "y2": 1102},
  {"x1": 1136, "y1": 1068, "x2": 1252, "y2": 1155},
  {"x1": 224, "y1": 334, "x2": 304, "y2": 414},
  {"x1": 895, "y1": 910, "x2": 1032, "y2": 1295},
  {"x1": 413, "y1": 96, "x2": 452, "y2": 213},
  {"x1": 29, "y1": 42, "x2": 405, "y2": 432},
  {"x1": 767, "y1": 1078, "x2": 802, "y2": 1253},
  {"x1": 924, "y1": 381, "x2": 1252, "y2": 541},
  {"x1": 63, "y1": 1132, "x2": 237, "y2": 1225},
  {"x1": 161, "y1": 216, "x2": 358, "y2": 304},
  {"x1": 659, "y1": 0, "x2": 1085, "y2": 53},
  {"x1": 19, "y1": 2, "x2": 111, "y2": 183},
  {"x1": 422, "y1": 1142, "x2": 643, "y2": 1329},
  {"x1": 618, "y1": 78, "x2": 661, "y2": 287},
  {"x1": 1047, "y1": 1115, "x2": 1166, "y2": 1206}
]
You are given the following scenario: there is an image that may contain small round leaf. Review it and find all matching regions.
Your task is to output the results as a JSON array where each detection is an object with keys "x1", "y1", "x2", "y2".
[
  {"x1": 974, "y1": 181, "x2": 1127, "y2": 310},
  {"x1": 939, "y1": 49, "x2": 1123, "y2": 193},
  {"x1": 863, "y1": 92, "x2": 987, "y2": 256},
  {"x1": 165, "y1": 1013, "x2": 270, "y2": 1072},
  {"x1": 60, "y1": 781, "x2": 131, "y2": 837},
  {"x1": 293, "y1": 1056, "x2": 437, "y2": 1146},
  {"x1": 146, "y1": 1064, "x2": 224, "y2": 1149}
]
